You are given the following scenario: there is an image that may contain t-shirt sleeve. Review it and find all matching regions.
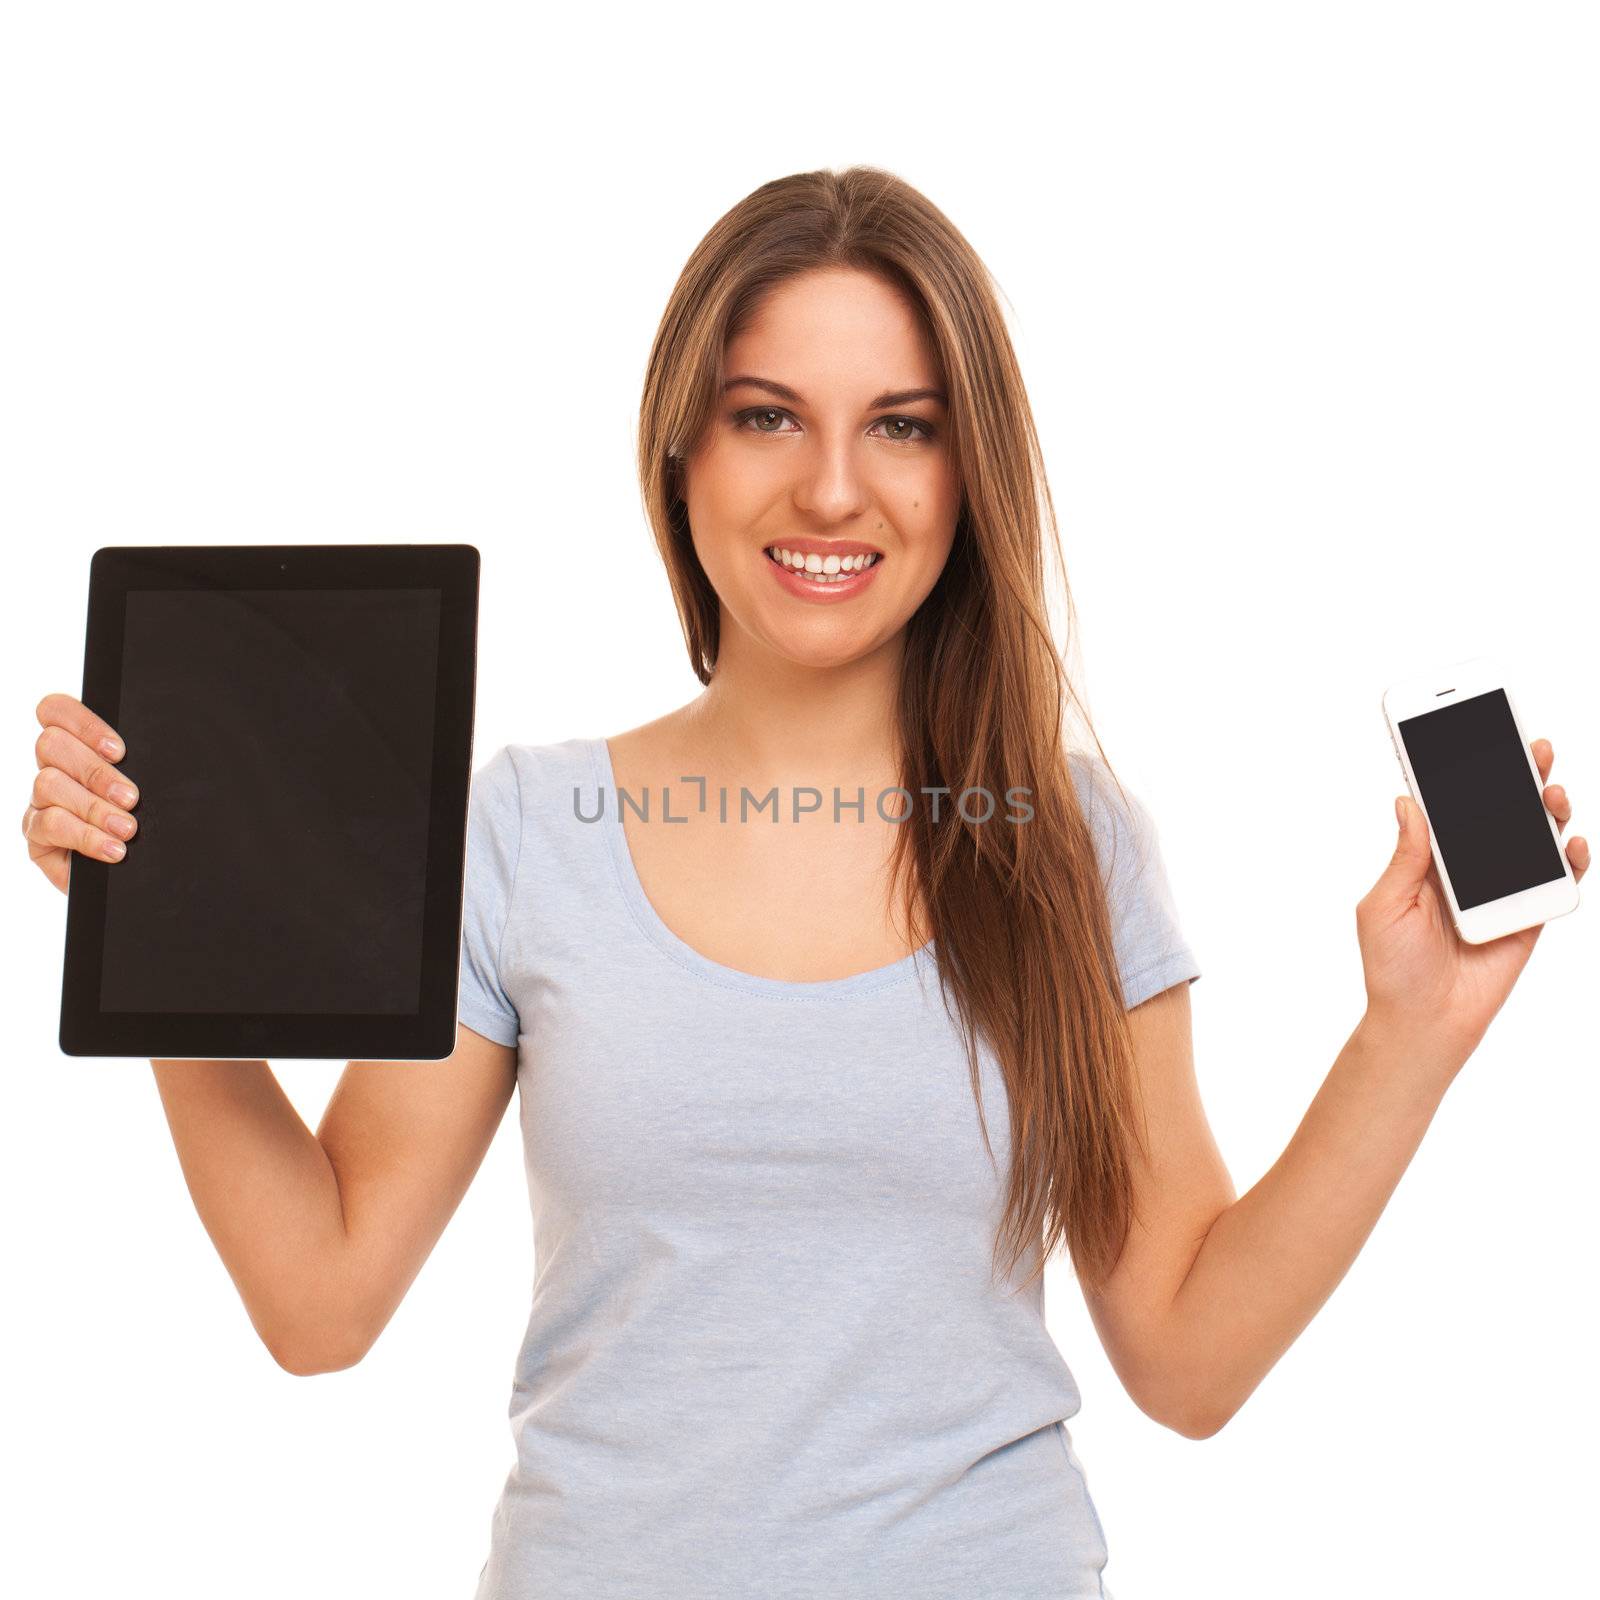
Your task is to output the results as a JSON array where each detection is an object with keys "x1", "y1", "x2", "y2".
[
  {"x1": 457, "y1": 744, "x2": 523, "y2": 1048},
  {"x1": 1071, "y1": 753, "x2": 1202, "y2": 1011}
]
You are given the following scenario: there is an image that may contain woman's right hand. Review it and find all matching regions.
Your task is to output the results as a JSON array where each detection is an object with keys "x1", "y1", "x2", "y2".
[{"x1": 25, "y1": 693, "x2": 141, "y2": 895}]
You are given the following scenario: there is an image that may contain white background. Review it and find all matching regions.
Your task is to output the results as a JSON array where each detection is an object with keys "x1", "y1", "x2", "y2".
[{"x1": 3, "y1": 3, "x2": 1595, "y2": 1596}]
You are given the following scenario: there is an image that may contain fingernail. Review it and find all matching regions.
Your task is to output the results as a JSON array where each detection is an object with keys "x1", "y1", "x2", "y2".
[
  {"x1": 1396, "y1": 797, "x2": 1406, "y2": 826},
  {"x1": 100, "y1": 737, "x2": 123, "y2": 759},
  {"x1": 110, "y1": 782, "x2": 138, "y2": 807},
  {"x1": 104, "y1": 838, "x2": 126, "y2": 858}
]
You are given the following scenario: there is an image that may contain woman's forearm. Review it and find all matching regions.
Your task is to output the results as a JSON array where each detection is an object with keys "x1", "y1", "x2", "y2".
[
  {"x1": 150, "y1": 1060, "x2": 352, "y2": 1372},
  {"x1": 1166, "y1": 1016, "x2": 1466, "y2": 1436}
]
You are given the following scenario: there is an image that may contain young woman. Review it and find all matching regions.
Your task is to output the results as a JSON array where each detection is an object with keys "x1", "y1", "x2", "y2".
[{"x1": 28, "y1": 166, "x2": 1586, "y2": 1599}]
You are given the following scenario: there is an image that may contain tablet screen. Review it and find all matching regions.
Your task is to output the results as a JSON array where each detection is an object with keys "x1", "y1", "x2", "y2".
[
  {"x1": 61, "y1": 544, "x2": 480, "y2": 1061},
  {"x1": 102, "y1": 586, "x2": 441, "y2": 1014}
]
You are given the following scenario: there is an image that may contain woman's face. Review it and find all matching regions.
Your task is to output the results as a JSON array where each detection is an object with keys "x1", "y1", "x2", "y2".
[{"x1": 682, "y1": 266, "x2": 962, "y2": 673}]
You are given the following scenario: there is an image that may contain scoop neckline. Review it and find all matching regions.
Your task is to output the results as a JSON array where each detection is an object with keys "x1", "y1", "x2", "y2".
[{"x1": 587, "y1": 736, "x2": 935, "y2": 999}]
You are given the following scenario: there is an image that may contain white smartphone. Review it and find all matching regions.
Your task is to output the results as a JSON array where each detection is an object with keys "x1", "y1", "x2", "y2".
[{"x1": 1382, "y1": 657, "x2": 1580, "y2": 944}]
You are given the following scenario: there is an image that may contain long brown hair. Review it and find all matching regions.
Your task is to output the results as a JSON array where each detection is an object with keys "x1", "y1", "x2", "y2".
[{"x1": 635, "y1": 165, "x2": 1151, "y2": 1295}]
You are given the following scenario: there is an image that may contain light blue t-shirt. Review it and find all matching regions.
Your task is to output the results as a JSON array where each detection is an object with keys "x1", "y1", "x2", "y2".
[{"x1": 461, "y1": 737, "x2": 1201, "y2": 1600}]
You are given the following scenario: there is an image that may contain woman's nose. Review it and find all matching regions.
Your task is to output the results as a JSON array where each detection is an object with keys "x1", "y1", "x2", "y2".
[{"x1": 790, "y1": 438, "x2": 871, "y2": 523}]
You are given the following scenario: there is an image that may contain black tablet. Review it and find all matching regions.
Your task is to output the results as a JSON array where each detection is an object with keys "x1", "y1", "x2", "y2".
[{"x1": 59, "y1": 544, "x2": 480, "y2": 1062}]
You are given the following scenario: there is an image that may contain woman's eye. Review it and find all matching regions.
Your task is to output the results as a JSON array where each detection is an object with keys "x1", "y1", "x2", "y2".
[
  {"x1": 871, "y1": 416, "x2": 936, "y2": 444},
  {"x1": 736, "y1": 407, "x2": 797, "y2": 434}
]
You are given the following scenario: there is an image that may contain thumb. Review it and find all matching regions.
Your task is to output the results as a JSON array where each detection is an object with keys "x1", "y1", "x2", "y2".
[{"x1": 1378, "y1": 794, "x2": 1431, "y2": 902}]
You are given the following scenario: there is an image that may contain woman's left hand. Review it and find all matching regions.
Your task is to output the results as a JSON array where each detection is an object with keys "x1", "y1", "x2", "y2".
[{"x1": 1356, "y1": 737, "x2": 1587, "y2": 1068}]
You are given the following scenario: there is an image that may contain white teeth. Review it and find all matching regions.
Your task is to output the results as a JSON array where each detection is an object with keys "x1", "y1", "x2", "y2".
[{"x1": 765, "y1": 547, "x2": 881, "y2": 584}]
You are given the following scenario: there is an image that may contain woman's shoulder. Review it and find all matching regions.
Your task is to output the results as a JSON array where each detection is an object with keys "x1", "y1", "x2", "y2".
[
  {"x1": 1064, "y1": 747, "x2": 1144, "y2": 818},
  {"x1": 468, "y1": 737, "x2": 603, "y2": 827},
  {"x1": 474, "y1": 708, "x2": 697, "y2": 823},
  {"x1": 1064, "y1": 748, "x2": 1161, "y2": 880}
]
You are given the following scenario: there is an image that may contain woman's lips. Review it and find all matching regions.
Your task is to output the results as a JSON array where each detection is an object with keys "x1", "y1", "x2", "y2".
[{"x1": 762, "y1": 547, "x2": 884, "y2": 603}]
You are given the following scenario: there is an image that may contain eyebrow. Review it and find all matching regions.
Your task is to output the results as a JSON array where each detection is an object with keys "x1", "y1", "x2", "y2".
[{"x1": 722, "y1": 374, "x2": 948, "y2": 410}]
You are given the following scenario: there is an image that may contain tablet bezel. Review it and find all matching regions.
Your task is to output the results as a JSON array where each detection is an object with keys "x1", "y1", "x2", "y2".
[{"x1": 59, "y1": 543, "x2": 480, "y2": 1062}]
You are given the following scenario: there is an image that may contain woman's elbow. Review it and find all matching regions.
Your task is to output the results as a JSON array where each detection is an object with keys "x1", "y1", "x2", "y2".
[{"x1": 267, "y1": 1330, "x2": 368, "y2": 1377}]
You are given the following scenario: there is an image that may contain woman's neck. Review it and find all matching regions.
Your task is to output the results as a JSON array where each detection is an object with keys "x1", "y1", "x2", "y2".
[{"x1": 676, "y1": 633, "x2": 906, "y2": 795}]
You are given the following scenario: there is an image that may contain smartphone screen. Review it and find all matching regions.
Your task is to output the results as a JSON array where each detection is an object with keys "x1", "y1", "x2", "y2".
[{"x1": 1396, "y1": 688, "x2": 1566, "y2": 910}]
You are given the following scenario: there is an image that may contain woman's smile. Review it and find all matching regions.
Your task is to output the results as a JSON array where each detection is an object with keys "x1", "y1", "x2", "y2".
[{"x1": 762, "y1": 541, "x2": 885, "y2": 601}]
